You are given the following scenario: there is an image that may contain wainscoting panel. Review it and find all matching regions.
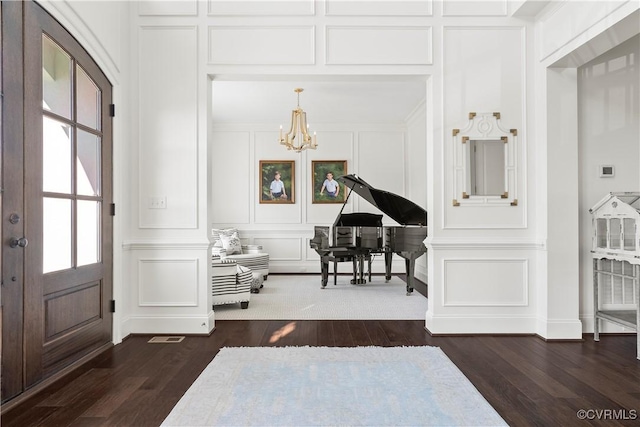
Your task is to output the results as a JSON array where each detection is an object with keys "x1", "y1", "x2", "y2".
[
  {"x1": 138, "y1": 259, "x2": 199, "y2": 306},
  {"x1": 138, "y1": 26, "x2": 198, "y2": 229},
  {"x1": 138, "y1": 0, "x2": 198, "y2": 16},
  {"x1": 208, "y1": 26, "x2": 315, "y2": 65},
  {"x1": 442, "y1": 0, "x2": 507, "y2": 17},
  {"x1": 325, "y1": 26, "x2": 432, "y2": 65},
  {"x1": 325, "y1": 0, "x2": 432, "y2": 16},
  {"x1": 208, "y1": 0, "x2": 315, "y2": 16},
  {"x1": 443, "y1": 259, "x2": 528, "y2": 306},
  {"x1": 253, "y1": 237, "x2": 302, "y2": 261}
]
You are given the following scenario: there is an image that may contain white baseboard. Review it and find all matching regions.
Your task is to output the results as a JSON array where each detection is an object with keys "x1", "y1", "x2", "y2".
[
  {"x1": 425, "y1": 313, "x2": 537, "y2": 335},
  {"x1": 536, "y1": 318, "x2": 584, "y2": 339},
  {"x1": 125, "y1": 312, "x2": 215, "y2": 335}
]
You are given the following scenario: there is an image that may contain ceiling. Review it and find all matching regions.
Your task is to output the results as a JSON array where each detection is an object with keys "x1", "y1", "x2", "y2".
[{"x1": 211, "y1": 77, "x2": 427, "y2": 125}]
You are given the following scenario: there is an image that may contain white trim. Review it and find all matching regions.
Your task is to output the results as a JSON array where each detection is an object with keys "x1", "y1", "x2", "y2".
[
  {"x1": 127, "y1": 313, "x2": 215, "y2": 335},
  {"x1": 425, "y1": 313, "x2": 537, "y2": 335},
  {"x1": 426, "y1": 237, "x2": 544, "y2": 251},
  {"x1": 123, "y1": 240, "x2": 212, "y2": 251}
]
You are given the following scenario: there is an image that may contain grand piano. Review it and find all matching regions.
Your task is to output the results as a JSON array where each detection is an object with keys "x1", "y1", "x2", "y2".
[{"x1": 310, "y1": 174, "x2": 427, "y2": 295}]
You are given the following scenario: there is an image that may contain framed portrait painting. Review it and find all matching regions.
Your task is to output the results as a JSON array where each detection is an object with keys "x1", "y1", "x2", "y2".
[
  {"x1": 260, "y1": 160, "x2": 295, "y2": 203},
  {"x1": 312, "y1": 160, "x2": 347, "y2": 204}
]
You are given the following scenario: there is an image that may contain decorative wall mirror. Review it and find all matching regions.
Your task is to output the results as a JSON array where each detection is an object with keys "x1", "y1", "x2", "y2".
[{"x1": 452, "y1": 112, "x2": 517, "y2": 206}]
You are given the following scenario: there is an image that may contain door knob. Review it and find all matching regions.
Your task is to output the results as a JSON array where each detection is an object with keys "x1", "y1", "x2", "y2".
[{"x1": 9, "y1": 237, "x2": 28, "y2": 248}]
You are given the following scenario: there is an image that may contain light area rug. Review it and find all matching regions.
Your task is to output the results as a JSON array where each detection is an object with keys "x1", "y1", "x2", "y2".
[
  {"x1": 161, "y1": 346, "x2": 507, "y2": 427},
  {"x1": 213, "y1": 275, "x2": 427, "y2": 320}
]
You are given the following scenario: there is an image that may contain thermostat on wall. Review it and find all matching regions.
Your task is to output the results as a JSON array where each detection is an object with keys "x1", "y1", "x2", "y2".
[{"x1": 599, "y1": 165, "x2": 615, "y2": 177}]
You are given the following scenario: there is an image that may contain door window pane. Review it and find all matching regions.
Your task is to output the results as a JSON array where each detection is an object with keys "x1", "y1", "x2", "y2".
[
  {"x1": 77, "y1": 200, "x2": 100, "y2": 266},
  {"x1": 43, "y1": 116, "x2": 72, "y2": 194},
  {"x1": 43, "y1": 198, "x2": 72, "y2": 273},
  {"x1": 76, "y1": 65, "x2": 100, "y2": 130},
  {"x1": 42, "y1": 35, "x2": 71, "y2": 119},
  {"x1": 77, "y1": 130, "x2": 101, "y2": 196}
]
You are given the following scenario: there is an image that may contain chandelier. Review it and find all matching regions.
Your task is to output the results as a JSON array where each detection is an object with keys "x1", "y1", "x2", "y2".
[{"x1": 279, "y1": 88, "x2": 317, "y2": 152}]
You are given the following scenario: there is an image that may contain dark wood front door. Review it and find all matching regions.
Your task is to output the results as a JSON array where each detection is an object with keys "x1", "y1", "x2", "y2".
[{"x1": 1, "y1": 0, "x2": 113, "y2": 403}]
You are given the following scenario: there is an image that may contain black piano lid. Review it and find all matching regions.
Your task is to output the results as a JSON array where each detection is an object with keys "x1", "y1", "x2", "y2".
[{"x1": 338, "y1": 174, "x2": 427, "y2": 226}]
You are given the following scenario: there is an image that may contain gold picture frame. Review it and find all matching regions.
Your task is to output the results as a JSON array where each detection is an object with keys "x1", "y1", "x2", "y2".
[
  {"x1": 311, "y1": 160, "x2": 347, "y2": 204},
  {"x1": 259, "y1": 160, "x2": 295, "y2": 204}
]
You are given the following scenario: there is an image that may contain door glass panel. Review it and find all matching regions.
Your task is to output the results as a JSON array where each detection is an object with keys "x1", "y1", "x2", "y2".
[
  {"x1": 43, "y1": 116, "x2": 72, "y2": 194},
  {"x1": 43, "y1": 198, "x2": 72, "y2": 273},
  {"x1": 77, "y1": 200, "x2": 100, "y2": 266},
  {"x1": 76, "y1": 65, "x2": 100, "y2": 130},
  {"x1": 77, "y1": 130, "x2": 101, "y2": 196},
  {"x1": 42, "y1": 35, "x2": 71, "y2": 119}
]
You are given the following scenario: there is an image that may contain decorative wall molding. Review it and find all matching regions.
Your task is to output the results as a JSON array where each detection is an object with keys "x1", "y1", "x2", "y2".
[
  {"x1": 443, "y1": 258, "x2": 529, "y2": 306},
  {"x1": 138, "y1": 26, "x2": 199, "y2": 230},
  {"x1": 442, "y1": 25, "x2": 527, "y2": 230},
  {"x1": 138, "y1": 0, "x2": 198, "y2": 16},
  {"x1": 442, "y1": 0, "x2": 508, "y2": 17},
  {"x1": 208, "y1": 26, "x2": 315, "y2": 65},
  {"x1": 325, "y1": 0, "x2": 432, "y2": 16},
  {"x1": 138, "y1": 259, "x2": 199, "y2": 306},
  {"x1": 254, "y1": 237, "x2": 303, "y2": 261},
  {"x1": 123, "y1": 240, "x2": 211, "y2": 251},
  {"x1": 208, "y1": 0, "x2": 315, "y2": 16},
  {"x1": 426, "y1": 237, "x2": 544, "y2": 251},
  {"x1": 325, "y1": 26, "x2": 432, "y2": 65}
]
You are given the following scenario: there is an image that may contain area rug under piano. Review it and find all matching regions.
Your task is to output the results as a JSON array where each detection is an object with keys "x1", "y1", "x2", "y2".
[
  {"x1": 161, "y1": 346, "x2": 507, "y2": 427},
  {"x1": 213, "y1": 274, "x2": 427, "y2": 320}
]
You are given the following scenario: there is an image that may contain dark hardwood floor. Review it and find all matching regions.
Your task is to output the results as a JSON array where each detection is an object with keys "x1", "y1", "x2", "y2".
[{"x1": 2, "y1": 290, "x2": 639, "y2": 426}]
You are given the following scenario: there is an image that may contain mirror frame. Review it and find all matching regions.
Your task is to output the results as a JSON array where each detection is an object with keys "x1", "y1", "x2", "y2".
[{"x1": 452, "y1": 112, "x2": 518, "y2": 207}]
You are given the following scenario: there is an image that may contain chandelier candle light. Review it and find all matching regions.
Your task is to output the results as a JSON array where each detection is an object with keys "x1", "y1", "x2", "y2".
[{"x1": 279, "y1": 88, "x2": 318, "y2": 152}]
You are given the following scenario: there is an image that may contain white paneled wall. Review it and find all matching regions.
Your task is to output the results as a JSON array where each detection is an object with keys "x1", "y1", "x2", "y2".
[
  {"x1": 325, "y1": 26, "x2": 432, "y2": 65},
  {"x1": 208, "y1": 27, "x2": 316, "y2": 65},
  {"x1": 325, "y1": 0, "x2": 432, "y2": 16},
  {"x1": 138, "y1": 26, "x2": 199, "y2": 229},
  {"x1": 40, "y1": 0, "x2": 639, "y2": 339},
  {"x1": 443, "y1": 26, "x2": 526, "y2": 229}
]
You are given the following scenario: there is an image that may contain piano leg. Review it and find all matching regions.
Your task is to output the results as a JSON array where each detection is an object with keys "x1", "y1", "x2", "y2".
[
  {"x1": 384, "y1": 251, "x2": 393, "y2": 282},
  {"x1": 350, "y1": 254, "x2": 366, "y2": 284},
  {"x1": 320, "y1": 257, "x2": 329, "y2": 288},
  {"x1": 405, "y1": 257, "x2": 416, "y2": 295}
]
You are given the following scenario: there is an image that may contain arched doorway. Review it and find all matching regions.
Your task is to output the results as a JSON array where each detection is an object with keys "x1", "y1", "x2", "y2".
[{"x1": 1, "y1": 0, "x2": 113, "y2": 404}]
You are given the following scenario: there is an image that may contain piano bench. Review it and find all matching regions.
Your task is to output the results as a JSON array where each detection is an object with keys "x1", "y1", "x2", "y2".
[{"x1": 323, "y1": 253, "x2": 372, "y2": 287}]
